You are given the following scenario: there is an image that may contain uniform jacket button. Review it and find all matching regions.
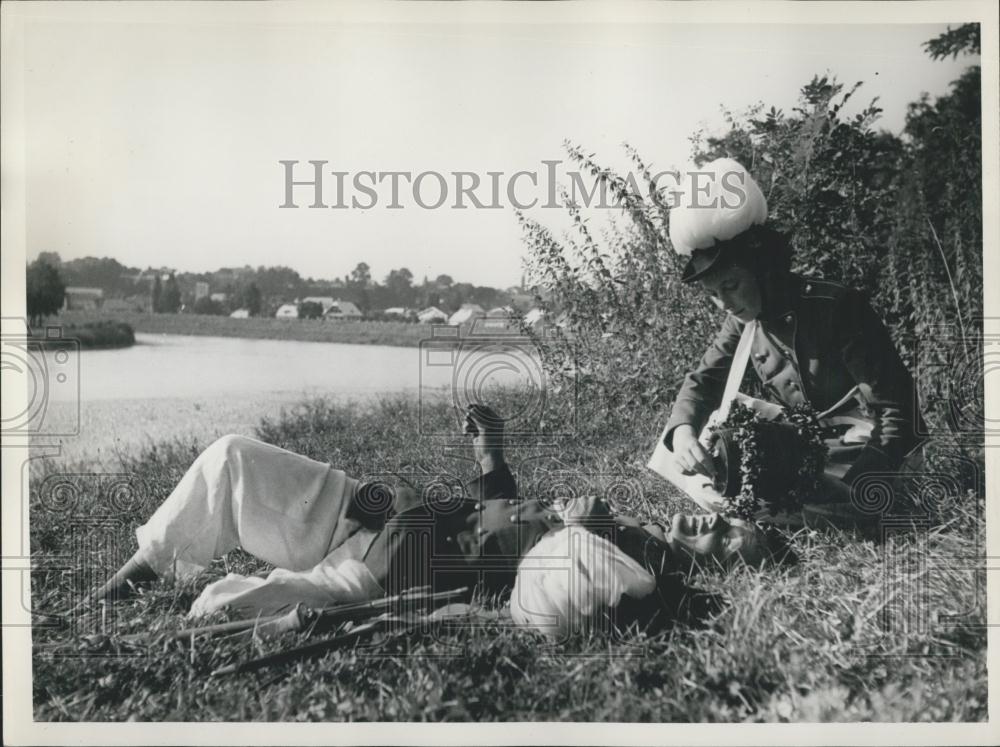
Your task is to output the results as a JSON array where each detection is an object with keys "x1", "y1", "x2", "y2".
[
  {"x1": 784, "y1": 314, "x2": 793, "y2": 323},
  {"x1": 507, "y1": 499, "x2": 518, "y2": 506},
  {"x1": 805, "y1": 283, "x2": 812, "y2": 293},
  {"x1": 474, "y1": 502, "x2": 482, "y2": 511},
  {"x1": 509, "y1": 515, "x2": 518, "y2": 523}
]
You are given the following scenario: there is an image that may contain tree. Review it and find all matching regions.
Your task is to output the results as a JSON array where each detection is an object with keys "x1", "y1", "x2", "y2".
[
  {"x1": 26, "y1": 259, "x2": 66, "y2": 327},
  {"x1": 298, "y1": 300, "x2": 324, "y2": 319},
  {"x1": 244, "y1": 282, "x2": 262, "y2": 316},
  {"x1": 36, "y1": 251, "x2": 62, "y2": 268},
  {"x1": 924, "y1": 22, "x2": 980, "y2": 60},
  {"x1": 161, "y1": 273, "x2": 182, "y2": 313},
  {"x1": 434, "y1": 274, "x2": 454, "y2": 288},
  {"x1": 385, "y1": 267, "x2": 414, "y2": 306},
  {"x1": 152, "y1": 275, "x2": 163, "y2": 313},
  {"x1": 349, "y1": 262, "x2": 371, "y2": 288},
  {"x1": 193, "y1": 296, "x2": 225, "y2": 315}
]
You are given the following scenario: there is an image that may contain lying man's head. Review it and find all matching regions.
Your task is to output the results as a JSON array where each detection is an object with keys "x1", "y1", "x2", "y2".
[{"x1": 664, "y1": 512, "x2": 797, "y2": 568}]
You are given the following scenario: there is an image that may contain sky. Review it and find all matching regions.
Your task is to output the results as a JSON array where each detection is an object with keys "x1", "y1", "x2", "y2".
[{"x1": 21, "y1": 11, "x2": 975, "y2": 288}]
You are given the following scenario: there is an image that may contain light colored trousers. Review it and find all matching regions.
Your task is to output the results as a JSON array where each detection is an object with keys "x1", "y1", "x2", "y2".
[{"x1": 135, "y1": 434, "x2": 366, "y2": 580}]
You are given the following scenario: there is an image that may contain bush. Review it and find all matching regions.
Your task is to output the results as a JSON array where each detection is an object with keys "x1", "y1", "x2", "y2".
[
  {"x1": 520, "y1": 27, "x2": 982, "y2": 442},
  {"x1": 61, "y1": 320, "x2": 135, "y2": 349},
  {"x1": 519, "y1": 142, "x2": 719, "y2": 431}
]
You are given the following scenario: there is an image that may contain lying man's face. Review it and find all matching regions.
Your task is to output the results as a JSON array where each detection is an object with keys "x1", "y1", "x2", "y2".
[{"x1": 664, "y1": 513, "x2": 770, "y2": 568}]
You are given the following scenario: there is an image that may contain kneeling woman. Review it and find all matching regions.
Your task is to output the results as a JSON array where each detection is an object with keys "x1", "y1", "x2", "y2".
[
  {"x1": 93, "y1": 406, "x2": 792, "y2": 633},
  {"x1": 662, "y1": 159, "x2": 926, "y2": 525}
]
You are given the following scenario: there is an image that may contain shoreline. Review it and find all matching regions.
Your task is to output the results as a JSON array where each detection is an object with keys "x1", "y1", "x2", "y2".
[
  {"x1": 30, "y1": 391, "x2": 365, "y2": 468},
  {"x1": 56, "y1": 310, "x2": 430, "y2": 348}
]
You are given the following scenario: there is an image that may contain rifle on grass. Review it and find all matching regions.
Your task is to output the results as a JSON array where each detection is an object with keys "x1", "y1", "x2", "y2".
[
  {"x1": 172, "y1": 585, "x2": 468, "y2": 641},
  {"x1": 209, "y1": 600, "x2": 477, "y2": 677}
]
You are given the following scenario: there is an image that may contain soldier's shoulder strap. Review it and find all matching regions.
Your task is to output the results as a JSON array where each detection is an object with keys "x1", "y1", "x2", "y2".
[{"x1": 799, "y1": 277, "x2": 851, "y2": 301}]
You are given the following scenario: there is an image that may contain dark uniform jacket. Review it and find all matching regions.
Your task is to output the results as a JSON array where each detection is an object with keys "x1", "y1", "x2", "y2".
[
  {"x1": 664, "y1": 272, "x2": 926, "y2": 488},
  {"x1": 365, "y1": 464, "x2": 676, "y2": 597}
]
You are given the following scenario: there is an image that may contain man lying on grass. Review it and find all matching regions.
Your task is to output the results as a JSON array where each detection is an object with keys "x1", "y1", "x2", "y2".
[{"x1": 92, "y1": 405, "x2": 794, "y2": 635}]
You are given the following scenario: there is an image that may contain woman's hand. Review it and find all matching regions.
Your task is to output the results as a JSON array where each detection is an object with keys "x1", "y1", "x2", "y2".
[
  {"x1": 672, "y1": 424, "x2": 717, "y2": 480},
  {"x1": 464, "y1": 403, "x2": 506, "y2": 470}
]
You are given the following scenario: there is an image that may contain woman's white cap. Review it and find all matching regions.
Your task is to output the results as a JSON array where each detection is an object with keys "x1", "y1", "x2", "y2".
[{"x1": 669, "y1": 158, "x2": 768, "y2": 258}]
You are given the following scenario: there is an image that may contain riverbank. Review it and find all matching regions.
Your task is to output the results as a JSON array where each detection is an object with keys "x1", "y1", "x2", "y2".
[
  {"x1": 57, "y1": 310, "x2": 429, "y2": 347},
  {"x1": 29, "y1": 391, "x2": 986, "y2": 722},
  {"x1": 31, "y1": 319, "x2": 135, "y2": 349}
]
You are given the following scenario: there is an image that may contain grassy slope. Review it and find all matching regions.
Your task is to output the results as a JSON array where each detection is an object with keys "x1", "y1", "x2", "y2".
[
  {"x1": 29, "y1": 392, "x2": 986, "y2": 721},
  {"x1": 55, "y1": 310, "x2": 430, "y2": 347}
]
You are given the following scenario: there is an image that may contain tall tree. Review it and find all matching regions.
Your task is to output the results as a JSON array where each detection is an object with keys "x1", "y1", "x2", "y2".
[
  {"x1": 26, "y1": 259, "x2": 66, "y2": 327},
  {"x1": 244, "y1": 282, "x2": 263, "y2": 316},
  {"x1": 349, "y1": 262, "x2": 372, "y2": 288},
  {"x1": 152, "y1": 275, "x2": 163, "y2": 313},
  {"x1": 161, "y1": 273, "x2": 182, "y2": 313},
  {"x1": 36, "y1": 251, "x2": 63, "y2": 268},
  {"x1": 385, "y1": 267, "x2": 414, "y2": 305}
]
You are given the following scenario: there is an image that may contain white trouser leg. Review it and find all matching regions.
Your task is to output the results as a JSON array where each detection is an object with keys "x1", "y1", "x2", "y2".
[{"x1": 135, "y1": 434, "x2": 358, "y2": 579}]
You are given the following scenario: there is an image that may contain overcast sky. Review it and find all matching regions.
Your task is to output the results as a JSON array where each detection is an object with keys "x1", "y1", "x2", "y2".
[{"x1": 22, "y1": 13, "x2": 974, "y2": 287}]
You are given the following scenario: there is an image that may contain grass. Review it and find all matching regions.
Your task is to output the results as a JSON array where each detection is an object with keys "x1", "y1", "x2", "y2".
[
  {"x1": 29, "y1": 390, "x2": 986, "y2": 721},
  {"x1": 55, "y1": 309, "x2": 431, "y2": 347}
]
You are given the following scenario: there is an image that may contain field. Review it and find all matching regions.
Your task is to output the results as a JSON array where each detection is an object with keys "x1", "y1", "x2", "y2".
[
  {"x1": 56, "y1": 309, "x2": 430, "y2": 347},
  {"x1": 28, "y1": 389, "x2": 986, "y2": 722}
]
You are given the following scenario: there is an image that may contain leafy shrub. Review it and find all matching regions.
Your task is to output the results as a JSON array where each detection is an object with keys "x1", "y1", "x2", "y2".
[
  {"x1": 32, "y1": 320, "x2": 136, "y2": 349},
  {"x1": 520, "y1": 26, "x2": 982, "y2": 441}
]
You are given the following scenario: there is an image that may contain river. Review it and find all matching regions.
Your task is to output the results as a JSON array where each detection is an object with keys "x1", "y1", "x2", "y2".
[
  {"x1": 31, "y1": 333, "x2": 541, "y2": 464},
  {"x1": 54, "y1": 333, "x2": 438, "y2": 401}
]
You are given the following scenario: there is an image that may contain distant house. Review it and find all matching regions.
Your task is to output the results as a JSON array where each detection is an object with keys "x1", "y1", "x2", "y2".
[
  {"x1": 324, "y1": 300, "x2": 363, "y2": 321},
  {"x1": 417, "y1": 306, "x2": 449, "y2": 324},
  {"x1": 302, "y1": 296, "x2": 337, "y2": 314},
  {"x1": 448, "y1": 303, "x2": 484, "y2": 326},
  {"x1": 103, "y1": 297, "x2": 143, "y2": 313},
  {"x1": 483, "y1": 306, "x2": 516, "y2": 330},
  {"x1": 275, "y1": 303, "x2": 299, "y2": 319},
  {"x1": 210, "y1": 292, "x2": 228, "y2": 304},
  {"x1": 523, "y1": 308, "x2": 546, "y2": 328},
  {"x1": 63, "y1": 287, "x2": 104, "y2": 311},
  {"x1": 229, "y1": 308, "x2": 250, "y2": 319},
  {"x1": 383, "y1": 307, "x2": 411, "y2": 319},
  {"x1": 194, "y1": 282, "x2": 210, "y2": 301}
]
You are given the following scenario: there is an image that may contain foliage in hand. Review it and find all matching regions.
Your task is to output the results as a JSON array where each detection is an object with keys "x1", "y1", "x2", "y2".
[
  {"x1": 519, "y1": 25, "x2": 982, "y2": 440},
  {"x1": 708, "y1": 402, "x2": 827, "y2": 520}
]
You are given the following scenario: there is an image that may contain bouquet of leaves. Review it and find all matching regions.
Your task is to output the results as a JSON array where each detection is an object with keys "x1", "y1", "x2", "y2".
[{"x1": 707, "y1": 401, "x2": 828, "y2": 520}]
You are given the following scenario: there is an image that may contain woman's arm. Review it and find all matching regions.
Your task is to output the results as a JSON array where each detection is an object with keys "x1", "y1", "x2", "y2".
[
  {"x1": 836, "y1": 290, "x2": 926, "y2": 486},
  {"x1": 663, "y1": 313, "x2": 745, "y2": 450}
]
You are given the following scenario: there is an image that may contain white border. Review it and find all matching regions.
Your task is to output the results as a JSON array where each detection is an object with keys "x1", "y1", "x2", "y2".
[{"x1": 3, "y1": 2, "x2": 997, "y2": 744}]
